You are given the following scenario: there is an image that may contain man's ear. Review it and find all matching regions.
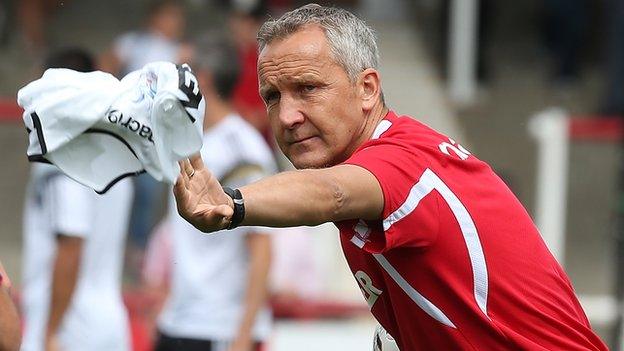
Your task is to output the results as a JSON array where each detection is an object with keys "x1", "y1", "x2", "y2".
[{"x1": 359, "y1": 68, "x2": 382, "y2": 112}]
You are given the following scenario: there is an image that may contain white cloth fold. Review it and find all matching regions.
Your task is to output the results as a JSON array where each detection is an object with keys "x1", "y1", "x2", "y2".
[{"x1": 18, "y1": 61, "x2": 205, "y2": 193}]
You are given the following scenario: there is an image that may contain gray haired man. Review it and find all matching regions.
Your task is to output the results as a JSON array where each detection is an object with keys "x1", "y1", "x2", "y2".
[{"x1": 174, "y1": 4, "x2": 608, "y2": 350}]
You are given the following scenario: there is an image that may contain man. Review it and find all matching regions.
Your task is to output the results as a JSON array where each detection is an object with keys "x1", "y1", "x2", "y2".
[
  {"x1": 154, "y1": 33, "x2": 273, "y2": 351},
  {"x1": 0, "y1": 261, "x2": 21, "y2": 351},
  {"x1": 100, "y1": 0, "x2": 191, "y2": 76},
  {"x1": 173, "y1": 4, "x2": 608, "y2": 350},
  {"x1": 21, "y1": 48, "x2": 133, "y2": 351}
]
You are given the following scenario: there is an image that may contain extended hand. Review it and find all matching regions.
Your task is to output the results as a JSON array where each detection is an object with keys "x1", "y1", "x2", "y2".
[{"x1": 173, "y1": 154, "x2": 234, "y2": 233}]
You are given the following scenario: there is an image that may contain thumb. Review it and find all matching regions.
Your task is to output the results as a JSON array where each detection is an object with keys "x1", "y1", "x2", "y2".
[
  {"x1": 214, "y1": 204, "x2": 234, "y2": 219},
  {"x1": 213, "y1": 204, "x2": 235, "y2": 230}
]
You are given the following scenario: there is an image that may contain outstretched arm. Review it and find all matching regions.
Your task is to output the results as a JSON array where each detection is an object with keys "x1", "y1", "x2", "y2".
[{"x1": 174, "y1": 155, "x2": 384, "y2": 233}]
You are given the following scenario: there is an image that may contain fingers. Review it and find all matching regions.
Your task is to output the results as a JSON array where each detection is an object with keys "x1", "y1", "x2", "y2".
[
  {"x1": 178, "y1": 161, "x2": 190, "y2": 188},
  {"x1": 182, "y1": 159, "x2": 194, "y2": 176},
  {"x1": 178, "y1": 155, "x2": 204, "y2": 182},
  {"x1": 189, "y1": 153, "x2": 204, "y2": 170},
  {"x1": 173, "y1": 176, "x2": 190, "y2": 214}
]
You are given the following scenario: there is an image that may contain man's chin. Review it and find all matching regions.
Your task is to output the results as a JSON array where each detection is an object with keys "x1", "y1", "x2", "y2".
[{"x1": 288, "y1": 154, "x2": 331, "y2": 170}]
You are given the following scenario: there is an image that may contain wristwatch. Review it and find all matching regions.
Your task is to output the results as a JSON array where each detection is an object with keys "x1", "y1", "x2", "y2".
[{"x1": 222, "y1": 187, "x2": 245, "y2": 229}]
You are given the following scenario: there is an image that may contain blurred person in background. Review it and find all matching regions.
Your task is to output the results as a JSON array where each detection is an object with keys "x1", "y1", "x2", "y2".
[
  {"x1": 228, "y1": 0, "x2": 273, "y2": 143},
  {"x1": 17, "y1": 0, "x2": 68, "y2": 54},
  {"x1": 99, "y1": 0, "x2": 193, "y2": 281},
  {"x1": 138, "y1": 219, "x2": 172, "y2": 344},
  {"x1": 0, "y1": 260, "x2": 21, "y2": 351},
  {"x1": 174, "y1": 4, "x2": 608, "y2": 350},
  {"x1": 20, "y1": 48, "x2": 134, "y2": 351},
  {"x1": 153, "y1": 32, "x2": 274, "y2": 351},
  {"x1": 99, "y1": 0, "x2": 191, "y2": 76}
]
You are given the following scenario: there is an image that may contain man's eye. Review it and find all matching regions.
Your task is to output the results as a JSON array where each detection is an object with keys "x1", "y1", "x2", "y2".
[
  {"x1": 264, "y1": 91, "x2": 280, "y2": 103},
  {"x1": 301, "y1": 85, "x2": 316, "y2": 93}
]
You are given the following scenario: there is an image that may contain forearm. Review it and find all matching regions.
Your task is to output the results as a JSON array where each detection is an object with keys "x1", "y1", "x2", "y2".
[
  {"x1": 174, "y1": 158, "x2": 383, "y2": 233},
  {"x1": 240, "y1": 169, "x2": 347, "y2": 227},
  {"x1": 47, "y1": 237, "x2": 82, "y2": 337},
  {"x1": 237, "y1": 234, "x2": 271, "y2": 341}
]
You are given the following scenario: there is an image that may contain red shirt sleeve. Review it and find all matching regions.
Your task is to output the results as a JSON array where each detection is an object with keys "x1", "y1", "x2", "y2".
[{"x1": 343, "y1": 140, "x2": 440, "y2": 252}]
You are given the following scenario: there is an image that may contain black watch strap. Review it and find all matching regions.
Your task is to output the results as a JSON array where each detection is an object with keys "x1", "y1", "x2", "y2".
[{"x1": 222, "y1": 187, "x2": 245, "y2": 229}]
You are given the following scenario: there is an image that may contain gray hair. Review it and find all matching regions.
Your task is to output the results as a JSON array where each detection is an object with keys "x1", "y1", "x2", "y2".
[{"x1": 257, "y1": 4, "x2": 380, "y2": 82}]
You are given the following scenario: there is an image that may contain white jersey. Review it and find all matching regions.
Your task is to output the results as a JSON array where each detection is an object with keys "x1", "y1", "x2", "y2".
[
  {"x1": 21, "y1": 163, "x2": 133, "y2": 351},
  {"x1": 158, "y1": 113, "x2": 276, "y2": 341}
]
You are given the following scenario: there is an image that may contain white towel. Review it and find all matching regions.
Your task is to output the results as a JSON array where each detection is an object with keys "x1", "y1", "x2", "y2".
[{"x1": 18, "y1": 62, "x2": 205, "y2": 193}]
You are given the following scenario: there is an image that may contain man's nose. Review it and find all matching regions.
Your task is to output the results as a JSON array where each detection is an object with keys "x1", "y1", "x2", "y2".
[{"x1": 277, "y1": 96, "x2": 305, "y2": 130}]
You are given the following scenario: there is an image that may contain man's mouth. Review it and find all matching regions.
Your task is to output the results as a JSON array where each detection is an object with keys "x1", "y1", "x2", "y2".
[{"x1": 291, "y1": 136, "x2": 317, "y2": 145}]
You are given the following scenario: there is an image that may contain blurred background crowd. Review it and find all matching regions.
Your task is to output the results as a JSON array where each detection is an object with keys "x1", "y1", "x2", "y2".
[{"x1": 0, "y1": 0, "x2": 623, "y2": 350}]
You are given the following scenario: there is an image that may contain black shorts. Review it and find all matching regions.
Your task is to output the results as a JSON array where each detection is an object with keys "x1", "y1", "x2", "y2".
[{"x1": 155, "y1": 331, "x2": 264, "y2": 351}]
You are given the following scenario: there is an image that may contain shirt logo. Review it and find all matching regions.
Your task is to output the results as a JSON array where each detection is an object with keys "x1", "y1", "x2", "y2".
[
  {"x1": 438, "y1": 137, "x2": 471, "y2": 160},
  {"x1": 107, "y1": 109, "x2": 154, "y2": 143},
  {"x1": 355, "y1": 270, "x2": 383, "y2": 309},
  {"x1": 176, "y1": 64, "x2": 202, "y2": 123}
]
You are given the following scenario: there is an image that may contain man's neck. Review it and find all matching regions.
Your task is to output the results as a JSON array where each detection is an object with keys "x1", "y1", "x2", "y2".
[
  {"x1": 338, "y1": 101, "x2": 388, "y2": 165},
  {"x1": 356, "y1": 102, "x2": 389, "y2": 145}
]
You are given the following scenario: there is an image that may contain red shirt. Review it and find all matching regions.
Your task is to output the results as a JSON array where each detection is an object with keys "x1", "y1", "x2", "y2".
[{"x1": 336, "y1": 111, "x2": 607, "y2": 350}]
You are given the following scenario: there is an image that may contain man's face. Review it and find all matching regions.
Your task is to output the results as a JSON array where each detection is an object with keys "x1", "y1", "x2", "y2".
[
  {"x1": 152, "y1": 5, "x2": 185, "y2": 40},
  {"x1": 258, "y1": 26, "x2": 365, "y2": 169}
]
